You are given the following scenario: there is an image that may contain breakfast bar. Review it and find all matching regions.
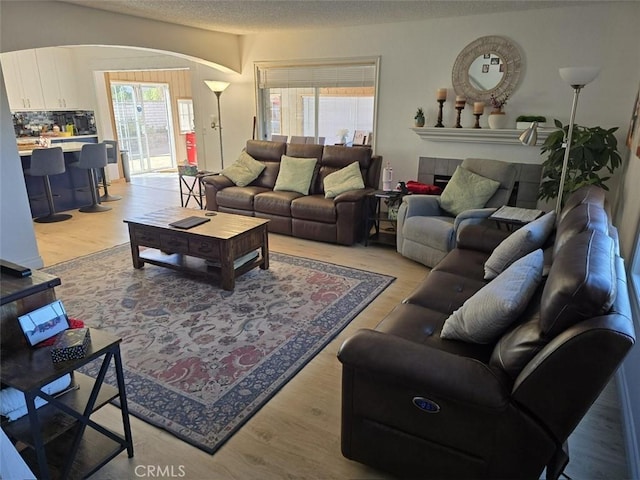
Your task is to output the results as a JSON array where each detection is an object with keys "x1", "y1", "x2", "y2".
[{"x1": 19, "y1": 139, "x2": 98, "y2": 218}]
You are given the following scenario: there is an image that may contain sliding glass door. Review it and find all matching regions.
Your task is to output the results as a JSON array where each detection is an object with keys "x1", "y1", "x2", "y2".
[{"x1": 111, "y1": 82, "x2": 176, "y2": 174}]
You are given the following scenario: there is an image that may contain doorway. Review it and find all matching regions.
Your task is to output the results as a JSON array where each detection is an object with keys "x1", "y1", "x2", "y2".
[{"x1": 111, "y1": 81, "x2": 176, "y2": 174}]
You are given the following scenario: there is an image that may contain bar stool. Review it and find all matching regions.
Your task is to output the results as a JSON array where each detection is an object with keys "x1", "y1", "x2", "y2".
[
  {"x1": 75, "y1": 143, "x2": 111, "y2": 213},
  {"x1": 26, "y1": 147, "x2": 72, "y2": 223},
  {"x1": 100, "y1": 140, "x2": 122, "y2": 202}
]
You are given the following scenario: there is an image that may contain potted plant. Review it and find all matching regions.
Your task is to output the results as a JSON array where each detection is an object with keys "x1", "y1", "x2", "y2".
[
  {"x1": 414, "y1": 107, "x2": 425, "y2": 127},
  {"x1": 488, "y1": 93, "x2": 509, "y2": 129},
  {"x1": 538, "y1": 119, "x2": 622, "y2": 204}
]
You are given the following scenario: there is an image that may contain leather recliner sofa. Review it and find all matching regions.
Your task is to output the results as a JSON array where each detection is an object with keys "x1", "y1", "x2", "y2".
[
  {"x1": 338, "y1": 185, "x2": 636, "y2": 479},
  {"x1": 202, "y1": 140, "x2": 382, "y2": 245}
]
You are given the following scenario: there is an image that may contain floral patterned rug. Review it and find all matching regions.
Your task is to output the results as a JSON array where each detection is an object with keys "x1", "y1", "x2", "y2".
[{"x1": 44, "y1": 244, "x2": 394, "y2": 453}]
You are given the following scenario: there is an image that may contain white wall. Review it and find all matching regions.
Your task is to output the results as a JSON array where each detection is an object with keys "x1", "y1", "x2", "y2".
[{"x1": 0, "y1": 69, "x2": 43, "y2": 268}]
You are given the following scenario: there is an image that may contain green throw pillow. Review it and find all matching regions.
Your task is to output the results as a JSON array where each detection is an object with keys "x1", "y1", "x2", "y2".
[
  {"x1": 274, "y1": 155, "x2": 318, "y2": 195},
  {"x1": 221, "y1": 151, "x2": 265, "y2": 187},
  {"x1": 439, "y1": 166, "x2": 501, "y2": 216},
  {"x1": 323, "y1": 161, "x2": 365, "y2": 198}
]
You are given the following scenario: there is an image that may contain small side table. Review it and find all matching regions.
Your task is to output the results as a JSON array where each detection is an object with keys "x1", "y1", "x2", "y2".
[
  {"x1": 364, "y1": 190, "x2": 407, "y2": 247},
  {"x1": 489, "y1": 205, "x2": 544, "y2": 231},
  {"x1": 178, "y1": 167, "x2": 215, "y2": 209},
  {"x1": 0, "y1": 329, "x2": 134, "y2": 479}
]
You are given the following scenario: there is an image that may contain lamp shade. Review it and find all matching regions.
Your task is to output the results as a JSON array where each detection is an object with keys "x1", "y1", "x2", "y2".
[
  {"x1": 204, "y1": 80, "x2": 230, "y2": 93},
  {"x1": 559, "y1": 67, "x2": 600, "y2": 87},
  {"x1": 518, "y1": 121, "x2": 538, "y2": 146}
]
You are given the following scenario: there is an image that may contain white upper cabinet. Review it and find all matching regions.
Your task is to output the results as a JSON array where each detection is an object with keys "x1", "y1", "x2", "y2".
[
  {"x1": 1, "y1": 48, "x2": 88, "y2": 111},
  {"x1": 36, "y1": 47, "x2": 82, "y2": 110},
  {"x1": 1, "y1": 50, "x2": 46, "y2": 110}
]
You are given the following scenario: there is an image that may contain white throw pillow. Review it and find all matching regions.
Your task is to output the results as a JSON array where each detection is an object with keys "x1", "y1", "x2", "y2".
[
  {"x1": 274, "y1": 155, "x2": 318, "y2": 195},
  {"x1": 484, "y1": 211, "x2": 556, "y2": 280},
  {"x1": 221, "y1": 151, "x2": 265, "y2": 187},
  {"x1": 441, "y1": 249, "x2": 543, "y2": 344},
  {"x1": 323, "y1": 161, "x2": 365, "y2": 198},
  {"x1": 439, "y1": 166, "x2": 501, "y2": 216}
]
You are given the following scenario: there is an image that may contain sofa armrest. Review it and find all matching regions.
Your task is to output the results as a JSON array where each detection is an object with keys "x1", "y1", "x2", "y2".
[
  {"x1": 201, "y1": 174, "x2": 233, "y2": 190},
  {"x1": 338, "y1": 329, "x2": 509, "y2": 409},
  {"x1": 453, "y1": 207, "x2": 497, "y2": 230},
  {"x1": 333, "y1": 187, "x2": 375, "y2": 203},
  {"x1": 402, "y1": 194, "x2": 443, "y2": 218}
]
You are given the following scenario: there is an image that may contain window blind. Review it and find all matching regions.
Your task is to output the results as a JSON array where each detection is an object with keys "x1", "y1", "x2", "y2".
[{"x1": 257, "y1": 63, "x2": 376, "y2": 89}]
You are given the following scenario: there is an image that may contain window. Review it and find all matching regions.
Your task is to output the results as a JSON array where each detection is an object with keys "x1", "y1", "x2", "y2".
[
  {"x1": 177, "y1": 98, "x2": 194, "y2": 134},
  {"x1": 255, "y1": 58, "x2": 379, "y2": 146}
]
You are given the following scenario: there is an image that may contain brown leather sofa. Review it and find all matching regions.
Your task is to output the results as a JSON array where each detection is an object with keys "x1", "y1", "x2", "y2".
[
  {"x1": 338, "y1": 185, "x2": 636, "y2": 479},
  {"x1": 202, "y1": 140, "x2": 382, "y2": 245}
]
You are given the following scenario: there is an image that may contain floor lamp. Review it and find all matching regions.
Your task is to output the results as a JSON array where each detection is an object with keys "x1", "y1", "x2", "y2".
[
  {"x1": 555, "y1": 66, "x2": 600, "y2": 214},
  {"x1": 204, "y1": 80, "x2": 231, "y2": 170}
]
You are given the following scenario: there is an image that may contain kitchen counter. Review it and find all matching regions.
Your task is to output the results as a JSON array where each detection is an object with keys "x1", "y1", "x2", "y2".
[
  {"x1": 19, "y1": 136, "x2": 100, "y2": 218},
  {"x1": 18, "y1": 141, "x2": 97, "y2": 157}
]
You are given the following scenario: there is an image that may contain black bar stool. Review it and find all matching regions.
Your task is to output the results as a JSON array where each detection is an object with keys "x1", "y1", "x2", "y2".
[
  {"x1": 100, "y1": 140, "x2": 122, "y2": 202},
  {"x1": 26, "y1": 147, "x2": 72, "y2": 223},
  {"x1": 75, "y1": 143, "x2": 111, "y2": 213}
]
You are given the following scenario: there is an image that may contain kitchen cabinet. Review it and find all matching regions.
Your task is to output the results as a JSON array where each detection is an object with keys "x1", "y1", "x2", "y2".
[
  {"x1": 36, "y1": 47, "x2": 82, "y2": 110},
  {"x1": 0, "y1": 50, "x2": 46, "y2": 111},
  {"x1": 1, "y1": 48, "x2": 87, "y2": 111}
]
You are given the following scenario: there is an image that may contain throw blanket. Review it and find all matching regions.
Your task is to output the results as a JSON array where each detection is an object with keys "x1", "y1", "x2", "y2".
[{"x1": 0, "y1": 373, "x2": 72, "y2": 421}]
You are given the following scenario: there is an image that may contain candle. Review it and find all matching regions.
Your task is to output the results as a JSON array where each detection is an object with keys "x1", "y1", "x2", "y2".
[
  {"x1": 437, "y1": 88, "x2": 447, "y2": 101},
  {"x1": 455, "y1": 95, "x2": 466, "y2": 107},
  {"x1": 473, "y1": 101, "x2": 485, "y2": 114}
]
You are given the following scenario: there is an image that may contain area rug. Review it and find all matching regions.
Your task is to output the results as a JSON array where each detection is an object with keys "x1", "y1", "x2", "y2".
[{"x1": 44, "y1": 244, "x2": 394, "y2": 453}]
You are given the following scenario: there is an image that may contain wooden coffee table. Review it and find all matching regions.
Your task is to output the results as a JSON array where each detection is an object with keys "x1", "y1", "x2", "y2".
[{"x1": 124, "y1": 208, "x2": 269, "y2": 290}]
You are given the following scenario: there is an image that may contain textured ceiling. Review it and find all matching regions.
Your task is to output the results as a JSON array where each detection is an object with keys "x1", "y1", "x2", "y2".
[{"x1": 56, "y1": 0, "x2": 590, "y2": 35}]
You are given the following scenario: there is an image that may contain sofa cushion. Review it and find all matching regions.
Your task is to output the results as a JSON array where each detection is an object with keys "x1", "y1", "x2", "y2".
[
  {"x1": 291, "y1": 195, "x2": 337, "y2": 223},
  {"x1": 274, "y1": 155, "x2": 318, "y2": 195},
  {"x1": 216, "y1": 186, "x2": 269, "y2": 210},
  {"x1": 221, "y1": 151, "x2": 265, "y2": 187},
  {"x1": 254, "y1": 190, "x2": 301, "y2": 216},
  {"x1": 439, "y1": 166, "x2": 501, "y2": 216},
  {"x1": 441, "y1": 249, "x2": 543, "y2": 344},
  {"x1": 541, "y1": 229, "x2": 616, "y2": 338},
  {"x1": 323, "y1": 161, "x2": 365, "y2": 198},
  {"x1": 484, "y1": 211, "x2": 556, "y2": 280},
  {"x1": 553, "y1": 203, "x2": 610, "y2": 258}
]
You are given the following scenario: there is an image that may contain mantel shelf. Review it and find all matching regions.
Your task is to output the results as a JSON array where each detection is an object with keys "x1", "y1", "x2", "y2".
[{"x1": 411, "y1": 127, "x2": 553, "y2": 145}]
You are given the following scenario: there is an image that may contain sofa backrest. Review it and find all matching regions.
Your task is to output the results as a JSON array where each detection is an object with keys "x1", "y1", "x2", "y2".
[
  {"x1": 461, "y1": 158, "x2": 517, "y2": 208},
  {"x1": 312, "y1": 145, "x2": 381, "y2": 195},
  {"x1": 246, "y1": 140, "x2": 286, "y2": 189},
  {"x1": 488, "y1": 186, "x2": 635, "y2": 442}
]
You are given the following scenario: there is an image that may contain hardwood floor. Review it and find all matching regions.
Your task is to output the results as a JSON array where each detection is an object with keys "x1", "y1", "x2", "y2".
[{"x1": 31, "y1": 177, "x2": 629, "y2": 479}]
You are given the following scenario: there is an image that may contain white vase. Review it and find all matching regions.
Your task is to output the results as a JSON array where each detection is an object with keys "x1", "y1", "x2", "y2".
[{"x1": 488, "y1": 112, "x2": 508, "y2": 129}]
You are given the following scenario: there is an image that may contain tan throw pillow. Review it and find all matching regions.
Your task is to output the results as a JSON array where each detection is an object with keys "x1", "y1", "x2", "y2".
[
  {"x1": 323, "y1": 161, "x2": 365, "y2": 198},
  {"x1": 484, "y1": 211, "x2": 556, "y2": 280},
  {"x1": 274, "y1": 155, "x2": 318, "y2": 195},
  {"x1": 439, "y1": 166, "x2": 501, "y2": 216},
  {"x1": 221, "y1": 151, "x2": 265, "y2": 187},
  {"x1": 441, "y1": 249, "x2": 543, "y2": 344}
]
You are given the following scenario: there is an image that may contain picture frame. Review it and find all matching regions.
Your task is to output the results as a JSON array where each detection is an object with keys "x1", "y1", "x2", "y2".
[{"x1": 17, "y1": 299, "x2": 70, "y2": 346}]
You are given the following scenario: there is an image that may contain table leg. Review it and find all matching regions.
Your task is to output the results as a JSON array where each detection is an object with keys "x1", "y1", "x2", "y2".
[
  {"x1": 113, "y1": 346, "x2": 134, "y2": 457},
  {"x1": 219, "y1": 241, "x2": 235, "y2": 291},
  {"x1": 26, "y1": 392, "x2": 50, "y2": 480},
  {"x1": 261, "y1": 227, "x2": 269, "y2": 270},
  {"x1": 127, "y1": 225, "x2": 144, "y2": 269}
]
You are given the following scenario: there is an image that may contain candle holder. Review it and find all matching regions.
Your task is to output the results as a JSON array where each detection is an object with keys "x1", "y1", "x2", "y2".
[
  {"x1": 473, "y1": 113, "x2": 482, "y2": 129},
  {"x1": 435, "y1": 99, "x2": 445, "y2": 127},
  {"x1": 455, "y1": 106, "x2": 464, "y2": 128}
]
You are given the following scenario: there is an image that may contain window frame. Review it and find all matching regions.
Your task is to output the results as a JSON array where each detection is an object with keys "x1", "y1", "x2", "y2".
[{"x1": 254, "y1": 57, "x2": 380, "y2": 147}]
